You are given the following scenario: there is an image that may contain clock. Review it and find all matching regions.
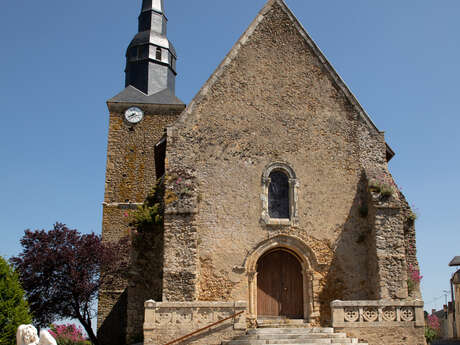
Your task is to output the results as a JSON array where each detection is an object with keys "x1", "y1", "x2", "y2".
[{"x1": 124, "y1": 107, "x2": 144, "y2": 124}]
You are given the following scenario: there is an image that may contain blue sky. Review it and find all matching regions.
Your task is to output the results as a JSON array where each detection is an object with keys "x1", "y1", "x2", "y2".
[{"x1": 1, "y1": 0, "x2": 459, "y2": 314}]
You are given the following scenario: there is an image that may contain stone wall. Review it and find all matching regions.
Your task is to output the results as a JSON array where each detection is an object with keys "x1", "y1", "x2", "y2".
[
  {"x1": 454, "y1": 275, "x2": 460, "y2": 338},
  {"x1": 98, "y1": 102, "x2": 184, "y2": 345},
  {"x1": 97, "y1": 289, "x2": 128, "y2": 345},
  {"x1": 401, "y1": 192, "x2": 423, "y2": 300},
  {"x1": 144, "y1": 301, "x2": 247, "y2": 345},
  {"x1": 365, "y1": 179, "x2": 422, "y2": 300},
  {"x1": 337, "y1": 326, "x2": 426, "y2": 345},
  {"x1": 99, "y1": 0, "x2": 424, "y2": 342},
  {"x1": 97, "y1": 204, "x2": 131, "y2": 345},
  {"x1": 103, "y1": 103, "x2": 183, "y2": 204},
  {"x1": 126, "y1": 230, "x2": 164, "y2": 343},
  {"x1": 162, "y1": 212, "x2": 199, "y2": 301},
  {"x1": 331, "y1": 300, "x2": 426, "y2": 345},
  {"x1": 357, "y1": 114, "x2": 422, "y2": 301},
  {"x1": 368, "y1": 191, "x2": 408, "y2": 300},
  {"x1": 163, "y1": 0, "x2": 400, "y2": 324}
]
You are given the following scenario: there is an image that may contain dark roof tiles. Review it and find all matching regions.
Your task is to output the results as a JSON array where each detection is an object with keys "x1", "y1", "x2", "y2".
[
  {"x1": 449, "y1": 256, "x2": 460, "y2": 266},
  {"x1": 108, "y1": 86, "x2": 184, "y2": 105}
]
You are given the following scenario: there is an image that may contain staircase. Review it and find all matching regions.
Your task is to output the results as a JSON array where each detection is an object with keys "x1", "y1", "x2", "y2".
[{"x1": 222, "y1": 319, "x2": 368, "y2": 345}]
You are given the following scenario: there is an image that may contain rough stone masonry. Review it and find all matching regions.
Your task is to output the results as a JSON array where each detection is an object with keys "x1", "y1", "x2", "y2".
[{"x1": 97, "y1": 1, "x2": 425, "y2": 345}]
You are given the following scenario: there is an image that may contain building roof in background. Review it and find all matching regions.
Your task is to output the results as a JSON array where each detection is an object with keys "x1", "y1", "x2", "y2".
[{"x1": 449, "y1": 256, "x2": 460, "y2": 266}]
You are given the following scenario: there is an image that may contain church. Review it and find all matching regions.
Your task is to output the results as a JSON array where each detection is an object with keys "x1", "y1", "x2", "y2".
[{"x1": 97, "y1": 1, "x2": 426, "y2": 345}]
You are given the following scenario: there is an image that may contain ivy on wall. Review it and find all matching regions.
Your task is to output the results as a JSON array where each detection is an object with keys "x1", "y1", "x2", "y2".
[{"x1": 129, "y1": 177, "x2": 165, "y2": 233}]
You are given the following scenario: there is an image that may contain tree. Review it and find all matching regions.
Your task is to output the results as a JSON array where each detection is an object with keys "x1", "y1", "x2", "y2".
[
  {"x1": 10, "y1": 223, "x2": 128, "y2": 345},
  {"x1": 0, "y1": 256, "x2": 32, "y2": 345}
]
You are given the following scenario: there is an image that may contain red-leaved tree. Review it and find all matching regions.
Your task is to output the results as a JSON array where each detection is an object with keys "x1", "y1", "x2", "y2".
[{"x1": 10, "y1": 223, "x2": 128, "y2": 345}]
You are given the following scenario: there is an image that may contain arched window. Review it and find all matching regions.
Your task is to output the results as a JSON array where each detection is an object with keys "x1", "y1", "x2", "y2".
[
  {"x1": 268, "y1": 171, "x2": 290, "y2": 219},
  {"x1": 261, "y1": 162, "x2": 299, "y2": 226}
]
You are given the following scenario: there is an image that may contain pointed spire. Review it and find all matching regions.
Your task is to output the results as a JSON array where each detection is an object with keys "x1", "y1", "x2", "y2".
[
  {"x1": 138, "y1": 0, "x2": 167, "y2": 35},
  {"x1": 123, "y1": 0, "x2": 178, "y2": 97},
  {"x1": 142, "y1": 0, "x2": 164, "y2": 14}
]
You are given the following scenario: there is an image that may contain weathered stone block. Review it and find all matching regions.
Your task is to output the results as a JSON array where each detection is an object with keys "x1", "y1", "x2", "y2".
[{"x1": 144, "y1": 301, "x2": 247, "y2": 345}]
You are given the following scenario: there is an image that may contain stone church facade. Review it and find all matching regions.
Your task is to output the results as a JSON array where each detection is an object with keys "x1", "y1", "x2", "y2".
[{"x1": 97, "y1": 1, "x2": 426, "y2": 345}]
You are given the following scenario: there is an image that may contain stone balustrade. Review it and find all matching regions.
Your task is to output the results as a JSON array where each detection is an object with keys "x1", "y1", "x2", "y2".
[
  {"x1": 331, "y1": 300, "x2": 424, "y2": 328},
  {"x1": 144, "y1": 301, "x2": 247, "y2": 345}
]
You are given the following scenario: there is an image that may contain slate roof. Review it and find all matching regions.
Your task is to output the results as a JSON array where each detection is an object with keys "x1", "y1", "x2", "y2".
[
  {"x1": 108, "y1": 86, "x2": 184, "y2": 105},
  {"x1": 449, "y1": 256, "x2": 460, "y2": 266}
]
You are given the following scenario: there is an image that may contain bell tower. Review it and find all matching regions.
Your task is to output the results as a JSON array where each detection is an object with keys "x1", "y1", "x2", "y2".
[
  {"x1": 97, "y1": 1, "x2": 185, "y2": 344},
  {"x1": 125, "y1": 0, "x2": 177, "y2": 96}
]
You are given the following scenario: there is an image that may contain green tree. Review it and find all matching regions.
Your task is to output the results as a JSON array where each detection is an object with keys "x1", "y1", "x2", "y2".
[{"x1": 0, "y1": 256, "x2": 32, "y2": 345}]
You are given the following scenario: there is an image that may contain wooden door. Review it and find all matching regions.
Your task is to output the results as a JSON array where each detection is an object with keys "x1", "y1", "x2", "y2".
[{"x1": 257, "y1": 250, "x2": 303, "y2": 318}]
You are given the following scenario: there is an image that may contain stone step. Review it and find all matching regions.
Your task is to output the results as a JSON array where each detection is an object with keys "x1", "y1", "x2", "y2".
[
  {"x1": 235, "y1": 333, "x2": 347, "y2": 340},
  {"x1": 269, "y1": 340, "x2": 354, "y2": 343},
  {"x1": 249, "y1": 328, "x2": 334, "y2": 334},
  {"x1": 258, "y1": 324, "x2": 313, "y2": 328},
  {"x1": 223, "y1": 327, "x2": 367, "y2": 345},
  {"x1": 258, "y1": 318, "x2": 307, "y2": 323},
  {"x1": 226, "y1": 340, "x2": 358, "y2": 345},
  {"x1": 257, "y1": 319, "x2": 309, "y2": 327},
  {"x1": 223, "y1": 341, "x2": 368, "y2": 345},
  {"x1": 257, "y1": 319, "x2": 311, "y2": 329}
]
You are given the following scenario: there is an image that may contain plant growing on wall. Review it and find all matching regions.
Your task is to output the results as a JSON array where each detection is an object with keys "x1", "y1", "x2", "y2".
[
  {"x1": 163, "y1": 172, "x2": 197, "y2": 209},
  {"x1": 380, "y1": 185, "x2": 393, "y2": 197},
  {"x1": 124, "y1": 178, "x2": 165, "y2": 291},
  {"x1": 368, "y1": 178, "x2": 394, "y2": 198},
  {"x1": 368, "y1": 179, "x2": 382, "y2": 193},
  {"x1": 407, "y1": 264, "x2": 423, "y2": 295},
  {"x1": 367, "y1": 172, "x2": 403, "y2": 199},
  {"x1": 129, "y1": 177, "x2": 165, "y2": 233}
]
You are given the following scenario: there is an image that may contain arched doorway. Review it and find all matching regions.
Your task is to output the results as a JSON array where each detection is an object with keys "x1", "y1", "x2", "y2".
[{"x1": 257, "y1": 249, "x2": 304, "y2": 318}]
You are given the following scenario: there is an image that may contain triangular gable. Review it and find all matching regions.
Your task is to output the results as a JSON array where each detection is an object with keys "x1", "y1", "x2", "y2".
[{"x1": 175, "y1": 0, "x2": 392, "y2": 155}]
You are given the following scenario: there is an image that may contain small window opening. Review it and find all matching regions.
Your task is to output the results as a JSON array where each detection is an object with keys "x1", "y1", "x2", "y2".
[
  {"x1": 268, "y1": 171, "x2": 290, "y2": 219},
  {"x1": 156, "y1": 47, "x2": 162, "y2": 61},
  {"x1": 154, "y1": 136, "x2": 166, "y2": 179}
]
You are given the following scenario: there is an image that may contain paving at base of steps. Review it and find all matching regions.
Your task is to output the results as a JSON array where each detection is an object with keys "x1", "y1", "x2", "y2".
[{"x1": 432, "y1": 340, "x2": 460, "y2": 345}]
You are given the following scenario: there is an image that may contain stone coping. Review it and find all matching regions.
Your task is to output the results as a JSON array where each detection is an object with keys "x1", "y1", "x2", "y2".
[
  {"x1": 107, "y1": 102, "x2": 186, "y2": 114},
  {"x1": 144, "y1": 300, "x2": 247, "y2": 309},
  {"x1": 331, "y1": 300, "x2": 424, "y2": 307},
  {"x1": 144, "y1": 300, "x2": 248, "y2": 334},
  {"x1": 333, "y1": 321, "x2": 417, "y2": 328},
  {"x1": 331, "y1": 299, "x2": 425, "y2": 328}
]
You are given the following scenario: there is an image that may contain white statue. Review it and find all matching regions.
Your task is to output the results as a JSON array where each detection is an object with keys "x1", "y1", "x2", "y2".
[
  {"x1": 16, "y1": 325, "x2": 57, "y2": 345},
  {"x1": 17, "y1": 325, "x2": 39, "y2": 345},
  {"x1": 38, "y1": 329, "x2": 57, "y2": 345}
]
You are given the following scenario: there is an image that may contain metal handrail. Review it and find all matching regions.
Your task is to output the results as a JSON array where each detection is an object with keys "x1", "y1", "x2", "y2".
[{"x1": 162, "y1": 310, "x2": 245, "y2": 345}]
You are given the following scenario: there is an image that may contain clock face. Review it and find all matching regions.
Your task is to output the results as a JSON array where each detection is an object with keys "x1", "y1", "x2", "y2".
[{"x1": 124, "y1": 107, "x2": 144, "y2": 124}]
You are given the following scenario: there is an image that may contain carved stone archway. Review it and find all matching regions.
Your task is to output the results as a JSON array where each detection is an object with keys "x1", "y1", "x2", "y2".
[{"x1": 244, "y1": 235, "x2": 321, "y2": 321}]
